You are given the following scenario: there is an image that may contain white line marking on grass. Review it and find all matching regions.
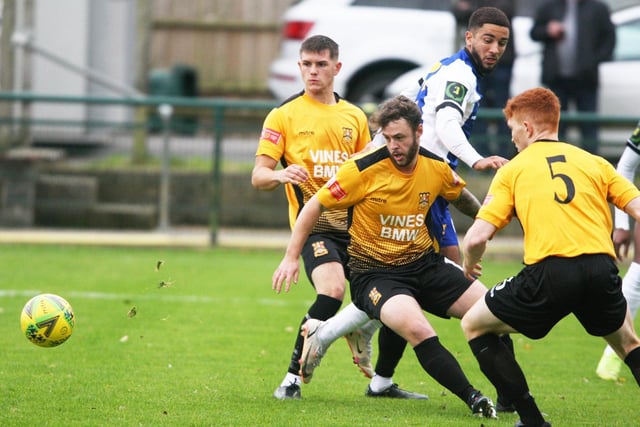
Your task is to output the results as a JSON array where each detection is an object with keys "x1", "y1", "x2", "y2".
[{"x1": 0, "y1": 289, "x2": 292, "y2": 306}]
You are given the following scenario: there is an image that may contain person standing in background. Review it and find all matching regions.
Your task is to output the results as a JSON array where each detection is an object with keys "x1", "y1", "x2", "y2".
[
  {"x1": 529, "y1": 0, "x2": 615, "y2": 155},
  {"x1": 452, "y1": 0, "x2": 516, "y2": 159}
]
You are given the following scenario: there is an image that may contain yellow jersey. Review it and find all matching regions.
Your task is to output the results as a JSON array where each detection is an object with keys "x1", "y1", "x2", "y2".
[
  {"x1": 256, "y1": 92, "x2": 370, "y2": 232},
  {"x1": 316, "y1": 146, "x2": 466, "y2": 272},
  {"x1": 477, "y1": 141, "x2": 640, "y2": 264}
]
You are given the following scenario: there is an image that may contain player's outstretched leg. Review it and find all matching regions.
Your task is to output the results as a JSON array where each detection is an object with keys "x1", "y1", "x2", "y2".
[
  {"x1": 275, "y1": 295, "x2": 342, "y2": 399},
  {"x1": 345, "y1": 319, "x2": 379, "y2": 378}
]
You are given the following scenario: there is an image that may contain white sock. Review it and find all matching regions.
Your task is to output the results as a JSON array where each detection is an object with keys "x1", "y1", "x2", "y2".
[
  {"x1": 360, "y1": 318, "x2": 383, "y2": 336},
  {"x1": 369, "y1": 374, "x2": 393, "y2": 392},
  {"x1": 318, "y1": 302, "x2": 369, "y2": 344},
  {"x1": 280, "y1": 372, "x2": 300, "y2": 388},
  {"x1": 622, "y1": 261, "x2": 640, "y2": 318}
]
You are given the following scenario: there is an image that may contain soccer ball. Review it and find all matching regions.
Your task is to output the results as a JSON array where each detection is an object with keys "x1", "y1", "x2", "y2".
[{"x1": 20, "y1": 293, "x2": 75, "y2": 348}]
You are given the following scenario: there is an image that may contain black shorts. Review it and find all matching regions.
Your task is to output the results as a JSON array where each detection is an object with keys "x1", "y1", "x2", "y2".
[
  {"x1": 485, "y1": 254, "x2": 627, "y2": 339},
  {"x1": 300, "y1": 232, "x2": 350, "y2": 287},
  {"x1": 349, "y1": 250, "x2": 473, "y2": 320}
]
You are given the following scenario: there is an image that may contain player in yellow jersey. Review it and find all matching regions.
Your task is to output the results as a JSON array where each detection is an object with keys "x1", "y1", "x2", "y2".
[
  {"x1": 461, "y1": 87, "x2": 640, "y2": 427},
  {"x1": 273, "y1": 95, "x2": 497, "y2": 418},
  {"x1": 253, "y1": 35, "x2": 421, "y2": 401}
]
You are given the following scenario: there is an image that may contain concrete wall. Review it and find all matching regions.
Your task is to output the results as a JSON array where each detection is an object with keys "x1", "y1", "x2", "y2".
[
  {"x1": 1, "y1": 157, "x2": 525, "y2": 237},
  {"x1": 32, "y1": 168, "x2": 289, "y2": 230}
]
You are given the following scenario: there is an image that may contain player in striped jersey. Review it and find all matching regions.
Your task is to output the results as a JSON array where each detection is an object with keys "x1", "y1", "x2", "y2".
[
  {"x1": 318, "y1": 7, "x2": 515, "y2": 411},
  {"x1": 273, "y1": 95, "x2": 498, "y2": 418}
]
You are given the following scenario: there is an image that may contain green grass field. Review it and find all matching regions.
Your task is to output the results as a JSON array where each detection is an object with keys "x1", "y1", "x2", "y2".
[{"x1": 0, "y1": 244, "x2": 637, "y2": 426}]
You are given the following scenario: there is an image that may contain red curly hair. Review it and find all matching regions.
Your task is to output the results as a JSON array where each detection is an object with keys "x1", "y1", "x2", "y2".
[{"x1": 503, "y1": 87, "x2": 560, "y2": 133}]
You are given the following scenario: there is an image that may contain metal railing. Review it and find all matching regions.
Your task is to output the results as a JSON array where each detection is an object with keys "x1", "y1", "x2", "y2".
[
  {"x1": 0, "y1": 91, "x2": 277, "y2": 245},
  {"x1": 1, "y1": 91, "x2": 638, "y2": 245}
]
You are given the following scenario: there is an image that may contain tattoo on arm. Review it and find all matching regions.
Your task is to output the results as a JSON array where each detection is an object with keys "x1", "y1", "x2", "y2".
[{"x1": 450, "y1": 188, "x2": 481, "y2": 219}]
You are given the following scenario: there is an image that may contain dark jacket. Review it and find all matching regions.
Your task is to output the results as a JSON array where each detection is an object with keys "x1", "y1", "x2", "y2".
[{"x1": 529, "y1": 0, "x2": 616, "y2": 87}]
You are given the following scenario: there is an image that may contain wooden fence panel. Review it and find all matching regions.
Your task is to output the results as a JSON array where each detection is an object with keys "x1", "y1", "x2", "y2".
[{"x1": 150, "y1": 0, "x2": 295, "y2": 97}]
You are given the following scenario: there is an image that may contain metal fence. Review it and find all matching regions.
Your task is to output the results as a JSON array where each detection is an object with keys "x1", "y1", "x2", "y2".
[
  {"x1": 0, "y1": 91, "x2": 637, "y2": 245},
  {"x1": 0, "y1": 91, "x2": 276, "y2": 245}
]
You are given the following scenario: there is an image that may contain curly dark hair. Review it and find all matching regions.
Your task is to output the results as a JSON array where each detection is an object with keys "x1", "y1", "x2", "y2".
[{"x1": 376, "y1": 95, "x2": 422, "y2": 133}]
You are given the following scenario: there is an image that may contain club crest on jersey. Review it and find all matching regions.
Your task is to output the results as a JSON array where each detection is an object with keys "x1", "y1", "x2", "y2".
[
  {"x1": 327, "y1": 177, "x2": 347, "y2": 201},
  {"x1": 261, "y1": 128, "x2": 281, "y2": 144},
  {"x1": 418, "y1": 192, "x2": 430, "y2": 210},
  {"x1": 368, "y1": 287, "x2": 382, "y2": 306},
  {"x1": 444, "y1": 81, "x2": 467, "y2": 104},
  {"x1": 312, "y1": 241, "x2": 329, "y2": 258},
  {"x1": 342, "y1": 127, "x2": 353, "y2": 144}
]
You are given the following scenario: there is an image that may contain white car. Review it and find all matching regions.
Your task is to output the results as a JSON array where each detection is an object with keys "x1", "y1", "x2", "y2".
[
  {"x1": 268, "y1": 0, "x2": 551, "y2": 104},
  {"x1": 268, "y1": 0, "x2": 639, "y2": 154},
  {"x1": 384, "y1": 4, "x2": 640, "y2": 154},
  {"x1": 269, "y1": 1, "x2": 639, "y2": 116},
  {"x1": 599, "y1": 5, "x2": 640, "y2": 119},
  {"x1": 268, "y1": 0, "x2": 463, "y2": 103},
  {"x1": 387, "y1": 4, "x2": 640, "y2": 120}
]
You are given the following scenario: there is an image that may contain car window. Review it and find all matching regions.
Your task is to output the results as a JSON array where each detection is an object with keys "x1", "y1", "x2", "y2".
[
  {"x1": 608, "y1": 0, "x2": 640, "y2": 12},
  {"x1": 352, "y1": 0, "x2": 450, "y2": 11},
  {"x1": 352, "y1": 0, "x2": 548, "y2": 17},
  {"x1": 614, "y1": 18, "x2": 640, "y2": 61}
]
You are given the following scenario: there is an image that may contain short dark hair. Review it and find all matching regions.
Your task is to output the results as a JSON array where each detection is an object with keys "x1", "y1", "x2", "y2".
[
  {"x1": 300, "y1": 35, "x2": 339, "y2": 60},
  {"x1": 468, "y1": 6, "x2": 510, "y2": 30},
  {"x1": 377, "y1": 95, "x2": 422, "y2": 133}
]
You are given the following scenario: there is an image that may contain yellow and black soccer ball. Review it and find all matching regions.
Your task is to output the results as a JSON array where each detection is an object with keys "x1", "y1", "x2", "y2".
[{"x1": 20, "y1": 293, "x2": 75, "y2": 348}]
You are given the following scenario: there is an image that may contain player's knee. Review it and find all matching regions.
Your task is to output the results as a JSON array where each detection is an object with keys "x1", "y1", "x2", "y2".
[
  {"x1": 460, "y1": 314, "x2": 478, "y2": 340},
  {"x1": 316, "y1": 282, "x2": 345, "y2": 300}
]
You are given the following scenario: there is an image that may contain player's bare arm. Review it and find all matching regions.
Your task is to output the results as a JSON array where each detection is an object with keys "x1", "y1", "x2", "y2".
[
  {"x1": 450, "y1": 188, "x2": 481, "y2": 219},
  {"x1": 252, "y1": 155, "x2": 309, "y2": 191},
  {"x1": 612, "y1": 197, "x2": 640, "y2": 260},
  {"x1": 462, "y1": 218, "x2": 498, "y2": 280},
  {"x1": 272, "y1": 196, "x2": 325, "y2": 293},
  {"x1": 624, "y1": 196, "x2": 640, "y2": 228}
]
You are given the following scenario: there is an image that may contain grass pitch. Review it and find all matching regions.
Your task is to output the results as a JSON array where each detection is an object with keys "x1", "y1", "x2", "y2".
[{"x1": 0, "y1": 244, "x2": 637, "y2": 426}]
